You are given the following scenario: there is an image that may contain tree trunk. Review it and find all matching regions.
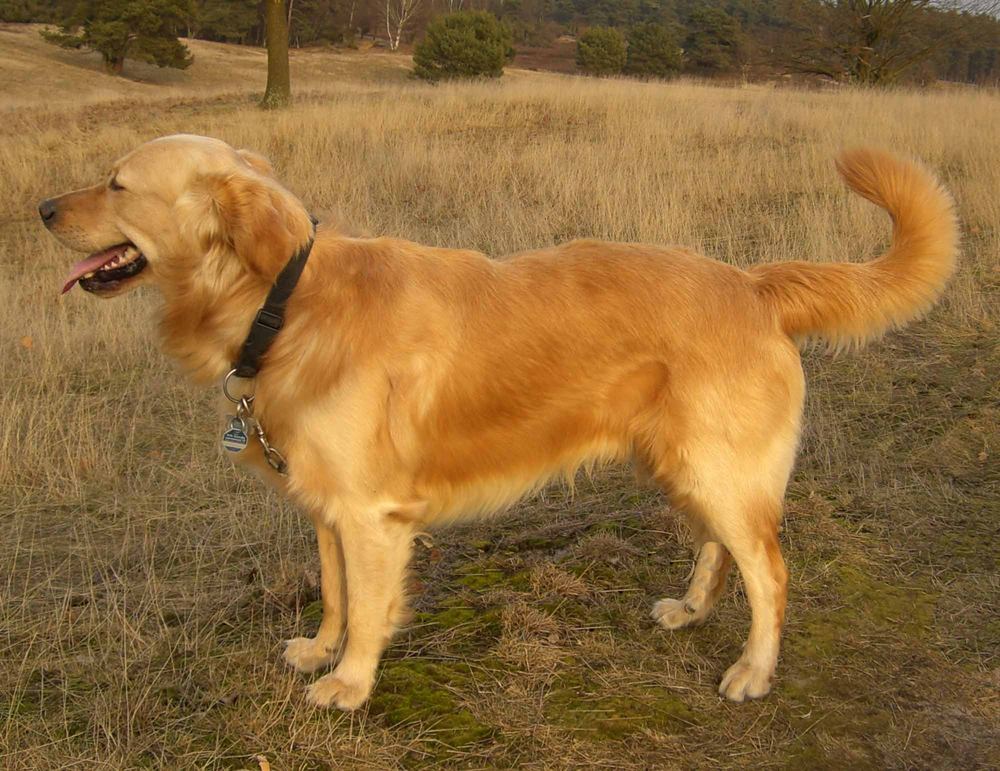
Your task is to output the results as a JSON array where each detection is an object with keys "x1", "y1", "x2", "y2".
[
  {"x1": 385, "y1": 0, "x2": 394, "y2": 50},
  {"x1": 393, "y1": 20, "x2": 403, "y2": 51},
  {"x1": 261, "y1": 0, "x2": 291, "y2": 109},
  {"x1": 103, "y1": 42, "x2": 129, "y2": 76}
]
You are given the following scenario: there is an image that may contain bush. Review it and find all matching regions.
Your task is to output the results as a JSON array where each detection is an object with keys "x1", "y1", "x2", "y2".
[
  {"x1": 624, "y1": 23, "x2": 680, "y2": 79},
  {"x1": 576, "y1": 26, "x2": 626, "y2": 77},
  {"x1": 413, "y1": 11, "x2": 513, "y2": 82},
  {"x1": 684, "y1": 7, "x2": 743, "y2": 72}
]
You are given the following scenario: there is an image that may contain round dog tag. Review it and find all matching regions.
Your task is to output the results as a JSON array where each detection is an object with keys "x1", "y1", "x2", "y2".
[{"x1": 222, "y1": 416, "x2": 249, "y2": 453}]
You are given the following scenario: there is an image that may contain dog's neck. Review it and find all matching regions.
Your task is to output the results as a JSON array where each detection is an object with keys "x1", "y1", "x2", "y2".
[
  {"x1": 158, "y1": 270, "x2": 270, "y2": 386},
  {"x1": 156, "y1": 238, "x2": 318, "y2": 387},
  {"x1": 154, "y1": 231, "x2": 363, "y2": 398}
]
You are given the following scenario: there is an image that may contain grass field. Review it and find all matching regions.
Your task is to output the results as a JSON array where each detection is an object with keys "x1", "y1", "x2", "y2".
[{"x1": 2, "y1": 23, "x2": 998, "y2": 769}]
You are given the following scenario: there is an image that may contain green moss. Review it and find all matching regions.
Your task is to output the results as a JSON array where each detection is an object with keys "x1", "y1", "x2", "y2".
[
  {"x1": 505, "y1": 569, "x2": 533, "y2": 591},
  {"x1": 835, "y1": 565, "x2": 934, "y2": 629},
  {"x1": 453, "y1": 559, "x2": 533, "y2": 593},
  {"x1": 545, "y1": 671, "x2": 699, "y2": 740},
  {"x1": 782, "y1": 699, "x2": 893, "y2": 768},
  {"x1": 417, "y1": 606, "x2": 477, "y2": 628},
  {"x1": 789, "y1": 566, "x2": 935, "y2": 665},
  {"x1": 301, "y1": 599, "x2": 324, "y2": 624},
  {"x1": 518, "y1": 533, "x2": 575, "y2": 550},
  {"x1": 935, "y1": 523, "x2": 997, "y2": 573},
  {"x1": 566, "y1": 560, "x2": 618, "y2": 584},
  {"x1": 587, "y1": 519, "x2": 622, "y2": 535},
  {"x1": 370, "y1": 660, "x2": 493, "y2": 749},
  {"x1": 456, "y1": 568, "x2": 506, "y2": 591},
  {"x1": 781, "y1": 564, "x2": 933, "y2": 755}
]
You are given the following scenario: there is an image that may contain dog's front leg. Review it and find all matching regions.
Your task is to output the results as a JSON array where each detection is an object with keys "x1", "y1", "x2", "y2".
[
  {"x1": 306, "y1": 508, "x2": 414, "y2": 710},
  {"x1": 284, "y1": 515, "x2": 347, "y2": 673}
]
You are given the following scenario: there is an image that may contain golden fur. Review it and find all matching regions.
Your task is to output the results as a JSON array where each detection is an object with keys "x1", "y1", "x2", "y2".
[{"x1": 40, "y1": 135, "x2": 959, "y2": 709}]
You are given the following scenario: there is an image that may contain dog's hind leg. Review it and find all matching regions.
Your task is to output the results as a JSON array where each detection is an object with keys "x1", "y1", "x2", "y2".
[
  {"x1": 306, "y1": 508, "x2": 414, "y2": 710},
  {"x1": 652, "y1": 541, "x2": 732, "y2": 629},
  {"x1": 649, "y1": 390, "x2": 798, "y2": 701},
  {"x1": 712, "y1": 498, "x2": 787, "y2": 702},
  {"x1": 662, "y1": 447, "x2": 792, "y2": 703},
  {"x1": 284, "y1": 516, "x2": 347, "y2": 674}
]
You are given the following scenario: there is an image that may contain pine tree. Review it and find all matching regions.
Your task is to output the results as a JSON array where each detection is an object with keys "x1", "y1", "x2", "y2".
[
  {"x1": 625, "y1": 23, "x2": 681, "y2": 78},
  {"x1": 683, "y1": 6, "x2": 743, "y2": 72},
  {"x1": 194, "y1": 0, "x2": 259, "y2": 44},
  {"x1": 42, "y1": 0, "x2": 195, "y2": 75},
  {"x1": 577, "y1": 26, "x2": 627, "y2": 76},
  {"x1": 413, "y1": 11, "x2": 514, "y2": 81}
]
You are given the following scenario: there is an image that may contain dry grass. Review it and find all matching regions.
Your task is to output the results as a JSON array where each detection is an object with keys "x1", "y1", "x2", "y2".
[
  {"x1": 2, "y1": 27, "x2": 998, "y2": 769},
  {"x1": 0, "y1": 23, "x2": 413, "y2": 108}
]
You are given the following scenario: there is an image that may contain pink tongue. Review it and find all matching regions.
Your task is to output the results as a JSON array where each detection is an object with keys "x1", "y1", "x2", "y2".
[{"x1": 61, "y1": 246, "x2": 125, "y2": 294}]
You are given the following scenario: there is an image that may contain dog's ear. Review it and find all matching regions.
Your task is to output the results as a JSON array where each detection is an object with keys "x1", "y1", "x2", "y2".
[
  {"x1": 183, "y1": 170, "x2": 313, "y2": 278},
  {"x1": 237, "y1": 149, "x2": 275, "y2": 178}
]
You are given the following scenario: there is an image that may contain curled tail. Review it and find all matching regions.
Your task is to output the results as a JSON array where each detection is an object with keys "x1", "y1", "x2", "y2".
[{"x1": 750, "y1": 148, "x2": 959, "y2": 350}]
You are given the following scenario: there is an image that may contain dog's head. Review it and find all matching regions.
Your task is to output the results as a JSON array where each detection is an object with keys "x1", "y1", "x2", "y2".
[{"x1": 39, "y1": 134, "x2": 313, "y2": 299}]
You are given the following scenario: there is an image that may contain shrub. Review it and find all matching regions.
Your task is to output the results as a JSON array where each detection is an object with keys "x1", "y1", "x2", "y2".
[
  {"x1": 413, "y1": 11, "x2": 513, "y2": 82},
  {"x1": 624, "y1": 23, "x2": 680, "y2": 79},
  {"x1": 576, "y1": 26, "x2": 626, "y2": 77},
  {"x1": 684, "y1": 7, "x2": 743, "y2": 72}
]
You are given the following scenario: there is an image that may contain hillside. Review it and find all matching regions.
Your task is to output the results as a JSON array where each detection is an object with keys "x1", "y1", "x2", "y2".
[
  {"x1": 2, "y1": 27, "x2": 998, "y2": 770},
  {"x1": 0, "y1": 23, "x2": 414, "y2": 108}
]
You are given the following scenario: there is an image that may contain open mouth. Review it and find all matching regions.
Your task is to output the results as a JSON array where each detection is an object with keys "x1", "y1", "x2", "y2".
[{"x1": 61, "y1": 243, "x2": 148, "y2": 295}]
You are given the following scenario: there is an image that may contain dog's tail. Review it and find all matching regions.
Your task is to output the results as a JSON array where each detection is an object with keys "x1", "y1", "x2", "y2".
[{"x1": 750, "y1": 148, "x2": 959, "y2": 350}]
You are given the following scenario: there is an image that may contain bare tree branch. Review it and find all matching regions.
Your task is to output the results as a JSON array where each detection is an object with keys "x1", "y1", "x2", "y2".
[
  {"x1": 384, "y1": 0, "x2": 422, "y2": 51},
  {"x1": 783, "y1": 0, "x2": 994, "y2": 84}
]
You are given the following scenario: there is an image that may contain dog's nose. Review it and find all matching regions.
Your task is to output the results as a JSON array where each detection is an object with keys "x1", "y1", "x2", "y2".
[{"x1": 38, "y1": 198, "x2": 57, "y2": 225}]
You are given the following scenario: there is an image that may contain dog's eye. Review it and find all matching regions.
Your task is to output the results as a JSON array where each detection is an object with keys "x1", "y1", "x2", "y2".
[{"x1": 109, "y1": 177, "x2": 125, "y2": 192}]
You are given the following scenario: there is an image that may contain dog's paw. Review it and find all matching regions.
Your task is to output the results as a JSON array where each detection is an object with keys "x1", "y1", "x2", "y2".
[
  {"x1": 652, "y1": 597, "x2": 703, "y2": 630},
  {"x1": 718, "y1": 659, "x2": 772, "y2": 703},
  {"x1": 283, "y1": 637, "x2": 337, "y2": 674},
  {"x1": 305, "y1": 668, "x2": 373, "y2": 711}
]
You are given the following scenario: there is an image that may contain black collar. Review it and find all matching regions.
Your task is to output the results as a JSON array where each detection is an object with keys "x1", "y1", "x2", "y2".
[{"x1": 232, "y1": 216, "x2": 318, "y2": 379}]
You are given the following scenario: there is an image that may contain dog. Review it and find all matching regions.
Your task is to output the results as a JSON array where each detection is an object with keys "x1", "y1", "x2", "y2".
[{"x1": 39, "y1": 135, "x2": 958, "y2": 710}]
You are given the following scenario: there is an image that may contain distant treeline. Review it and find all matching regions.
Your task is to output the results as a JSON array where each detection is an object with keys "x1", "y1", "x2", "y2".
[{"x1": 4, "y1": 0, "x2": 999, "y2": 85}]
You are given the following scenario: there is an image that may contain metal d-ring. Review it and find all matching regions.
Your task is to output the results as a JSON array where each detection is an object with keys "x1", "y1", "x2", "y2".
[
  {"x1": 237, "y1": 396, "x2": 254, "y2": 421},
  {"x1": 223, "y1": 368, "x2": 255, "y2": 405}
]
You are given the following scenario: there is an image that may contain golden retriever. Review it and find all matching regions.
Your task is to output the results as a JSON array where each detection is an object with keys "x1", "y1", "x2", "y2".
[{"x1": 39, "y1": 135, "x2": 958, "y2": 710}]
